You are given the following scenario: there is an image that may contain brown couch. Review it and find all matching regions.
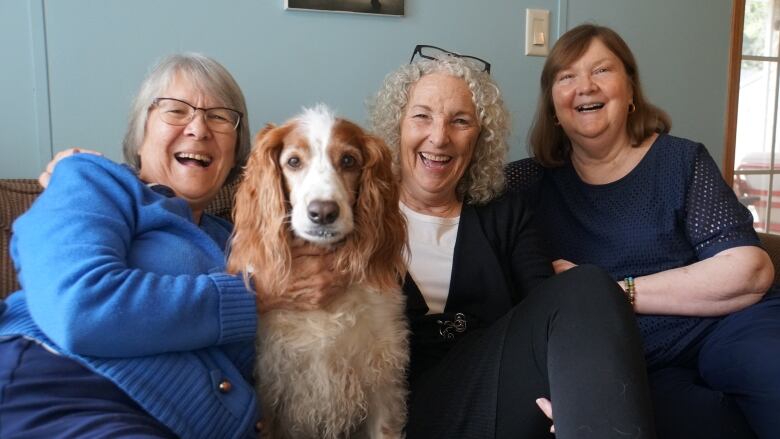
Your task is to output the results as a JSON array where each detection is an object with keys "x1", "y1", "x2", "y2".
[{"x1": 2, "y1": 177, "x2": 780, "y2": 300}]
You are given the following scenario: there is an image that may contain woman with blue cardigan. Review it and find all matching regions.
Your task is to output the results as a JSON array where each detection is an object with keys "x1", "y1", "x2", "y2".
[{"x1": 0, "y1": 53, "x2": 339, "y2": 438}]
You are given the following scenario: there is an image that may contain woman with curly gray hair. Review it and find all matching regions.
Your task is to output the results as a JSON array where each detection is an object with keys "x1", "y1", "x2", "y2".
[
  {"x1": 370, "y1": 49, "x2": 508, "y2": 205},
  {"x1": 369, "y1": 45, "x2": 655, "y2": 438}
]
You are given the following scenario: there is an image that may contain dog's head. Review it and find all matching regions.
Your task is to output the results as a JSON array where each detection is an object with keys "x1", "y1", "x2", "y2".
[{"x1": 227, "y1": 104, "x2": 406, "y2": 293}]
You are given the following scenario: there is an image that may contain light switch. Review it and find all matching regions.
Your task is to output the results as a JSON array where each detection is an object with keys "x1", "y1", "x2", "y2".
[
  {"x1": 533, "y1": 30, "x2": 545, "y2": 46},
  {"x1": 525, "y1": 9, "x2": 550, "y2": 56}
]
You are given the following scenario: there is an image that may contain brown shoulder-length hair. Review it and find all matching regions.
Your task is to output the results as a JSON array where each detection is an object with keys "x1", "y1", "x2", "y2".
[{"x1": 528, "y1": 23, "x2": 671, "y2": 167}]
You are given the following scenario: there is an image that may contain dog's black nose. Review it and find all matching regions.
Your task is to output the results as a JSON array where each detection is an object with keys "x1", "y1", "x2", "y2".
[{"x1": 307, "y1": 200, "x2": 340, "y2": 225}]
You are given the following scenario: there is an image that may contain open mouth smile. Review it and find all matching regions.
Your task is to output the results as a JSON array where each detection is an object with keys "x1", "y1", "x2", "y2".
[
  {"x1": 576, "y1": 103, "x2": 605, "y2": 112},
  {"x1": 419, "y1": 152, "x2": 452, "y2": 167},
  {"x1": 175, "y1": 152, "x2": 213, "y2": 168}
]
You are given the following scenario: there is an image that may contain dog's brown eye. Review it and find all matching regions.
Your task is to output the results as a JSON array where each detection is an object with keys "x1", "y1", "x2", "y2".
[
  {"x1": 287, "y1": 156, "x2": 301, "y2": 168},
  {"x1": 341, "y1": 154, "x2": 356, "y2": 169}
]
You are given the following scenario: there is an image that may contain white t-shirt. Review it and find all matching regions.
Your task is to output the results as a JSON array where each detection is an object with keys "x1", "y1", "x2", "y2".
[{"x1": 400, "y1": 202, "x2": 460, "y2": 314}]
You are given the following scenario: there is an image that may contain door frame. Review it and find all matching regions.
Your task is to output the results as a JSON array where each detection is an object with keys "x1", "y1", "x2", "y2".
[{"x1": 723, "y1": 0, "x2": 746, "y2": 183}]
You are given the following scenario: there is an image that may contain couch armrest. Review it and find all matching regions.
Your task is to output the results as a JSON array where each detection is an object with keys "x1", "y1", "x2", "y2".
[
  {"x1": 757, "y1": 232, "x2": 780, "y2": 287},
  {"x1": 1, "y1": 179, "x2": 43, "y2": 300}
]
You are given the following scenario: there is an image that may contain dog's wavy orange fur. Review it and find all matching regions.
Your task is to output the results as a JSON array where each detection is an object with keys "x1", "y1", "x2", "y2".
[{"x1": 227, "y1": 119, "x2": 407, "y2": 297}]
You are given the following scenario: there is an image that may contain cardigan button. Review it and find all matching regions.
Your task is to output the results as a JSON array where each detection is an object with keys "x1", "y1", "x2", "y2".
[{"x1": 218, "y1": 379, "x2": 232, "y2": 393}]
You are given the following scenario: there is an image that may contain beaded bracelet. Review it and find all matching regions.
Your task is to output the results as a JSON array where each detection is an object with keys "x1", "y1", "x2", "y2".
[{"x1": 624, "y1": 276, "x2": 636, "y2": 306}]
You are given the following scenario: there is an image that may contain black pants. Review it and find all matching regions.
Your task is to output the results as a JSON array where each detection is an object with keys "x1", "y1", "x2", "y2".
[
  {"x1": 0, "y1": 337, "x2": 176, "y2": 439},
  {"x1": 407, "y1": 265, "x2": 655, "y2": 439},
  {"x1": 648, "y1": 287, "x2": 780, "y2": 439}
]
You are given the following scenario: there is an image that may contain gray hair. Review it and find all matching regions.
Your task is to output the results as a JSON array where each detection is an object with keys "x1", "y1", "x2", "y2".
[
  {"x1": 122, "y1": 53, "x2": 250, "y2": 184},
  {"x1": 369, "y1": 56, "x2": 509, "y2": 204}
]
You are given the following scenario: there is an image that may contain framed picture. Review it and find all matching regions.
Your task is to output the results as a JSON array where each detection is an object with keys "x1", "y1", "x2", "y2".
[{"x1": 284, "y1": 0, "x2": 404, "y2": 16}]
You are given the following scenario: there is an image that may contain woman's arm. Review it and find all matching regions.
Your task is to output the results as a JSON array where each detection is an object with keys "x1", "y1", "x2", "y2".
[
  {"x1": 555, "y1": 246, "x2": 773, "y2": 316},
  {"x1": 629, "y1": 245, "x2": 773, "y2": 316},
  {"x1": 655, "y1": 143, "x2": 775, "y2": 316},
  {"x1": 38, "y1": 151, "x2": 345, "y2": 317},
  {"x1": 14, "y1": 155, "x2": 257, "y2": 357},
  {"x1": 555, "y1": 246, "x2": 773, "y2": 317},
  {"x1": 508, "y1": 194, "x2": 555, "y2": 298},
  {"x1": 553, "y1": 144, "x2": 775, "y2": 316}
]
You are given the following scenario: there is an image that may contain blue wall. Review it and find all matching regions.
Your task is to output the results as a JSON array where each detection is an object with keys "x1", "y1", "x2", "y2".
[{"x1": 1, "y1": 0, "x2": 731, "y2": 178}]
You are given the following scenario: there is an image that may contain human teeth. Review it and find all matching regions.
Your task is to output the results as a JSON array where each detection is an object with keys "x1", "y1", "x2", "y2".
[
  {"x1": 176, "y1": 152, "x2": 212, "y2": 164},
  {"x1": 420, "y1": 152, "x2": 451, "y2": 162},
  {"x1": 576, "y1": 103, "x2": 604, "y2": 112}
]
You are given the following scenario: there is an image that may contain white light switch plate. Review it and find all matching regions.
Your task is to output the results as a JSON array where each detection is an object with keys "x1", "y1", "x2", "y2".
[{"x1": 525, "y1": 9, "x2": 550, "y2": 56}]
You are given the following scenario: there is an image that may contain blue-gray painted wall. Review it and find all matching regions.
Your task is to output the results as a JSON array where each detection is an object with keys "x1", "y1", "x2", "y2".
[{"x1": 1, "y1": 0, "x2": 731, "y2": 178}]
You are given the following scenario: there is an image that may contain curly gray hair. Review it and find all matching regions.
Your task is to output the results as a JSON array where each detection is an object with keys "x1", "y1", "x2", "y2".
[
  {"x1": 369, "y1": 56, "x2": 510, "y2": 204},
  {"x1": 122, "y1": 53, "x2": 250, "y2": 184}
]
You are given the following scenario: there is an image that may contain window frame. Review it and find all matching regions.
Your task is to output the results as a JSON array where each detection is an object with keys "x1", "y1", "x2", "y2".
[{"x1": 724, "y1": 0, "x2": 745, "y2": 185}]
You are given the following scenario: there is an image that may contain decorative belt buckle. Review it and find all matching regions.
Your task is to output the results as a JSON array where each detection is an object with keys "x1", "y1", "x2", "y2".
[{"x1": 437, "y1": 313, "x2": 467, "y2": 340}]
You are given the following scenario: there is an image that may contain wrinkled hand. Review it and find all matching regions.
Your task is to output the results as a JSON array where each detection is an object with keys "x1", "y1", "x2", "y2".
[
  {"x1": 255, "y1": 241, "x2": 348, "y2": 313},
  {"x1": 39, "y1": 147, "x2": 103, "y2": 188},
  {"x1": 536, "y1": 397, "x2": 555, "y2": 433},
  {"x1": 552, "y1": 258, "x2": 577, "y2": 274}
]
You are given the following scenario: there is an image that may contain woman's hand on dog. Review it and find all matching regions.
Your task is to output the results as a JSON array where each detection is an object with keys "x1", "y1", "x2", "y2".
[{"x1": 255, "y1": 242, "x2": 348, "y2": 313}]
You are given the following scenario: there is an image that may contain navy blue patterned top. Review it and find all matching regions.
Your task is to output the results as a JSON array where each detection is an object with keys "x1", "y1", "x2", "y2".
[{"x1": 506, "y1": 134, "x2": 761, "y2": 368}]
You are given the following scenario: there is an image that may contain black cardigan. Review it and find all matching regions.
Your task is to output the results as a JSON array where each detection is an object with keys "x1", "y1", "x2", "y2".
[{"x1": 403, "y1": 192, "x2": 554, "y2": 380}]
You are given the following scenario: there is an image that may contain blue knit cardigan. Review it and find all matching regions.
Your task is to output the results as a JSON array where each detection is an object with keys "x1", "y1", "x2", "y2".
[{"x1": 0, "y1": 155, "x2": 258, "y2": 438}]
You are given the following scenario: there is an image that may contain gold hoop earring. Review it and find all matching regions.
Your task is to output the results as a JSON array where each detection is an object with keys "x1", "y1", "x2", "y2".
[{"x1": 628, "y1": 103, "x2": 636, "y2": 114}]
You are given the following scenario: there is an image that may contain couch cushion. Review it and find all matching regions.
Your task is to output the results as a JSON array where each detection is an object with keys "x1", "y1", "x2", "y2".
[{"x1": 207, "y1": 179, "x2": 238, "y2": 222}]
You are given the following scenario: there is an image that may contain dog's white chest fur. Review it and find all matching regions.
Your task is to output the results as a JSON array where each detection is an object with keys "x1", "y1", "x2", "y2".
[{"x1": 256, "y1": 285, "x2": 408, "y2": 439}]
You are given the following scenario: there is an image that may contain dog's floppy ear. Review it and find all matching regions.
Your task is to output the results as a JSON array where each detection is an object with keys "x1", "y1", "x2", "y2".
[
  {"x1": 227, "y1": 123, "x2": 294, "y2": 293},
  {"x1": 341, "y1": 131, "x2": 407, "y2": 292}
]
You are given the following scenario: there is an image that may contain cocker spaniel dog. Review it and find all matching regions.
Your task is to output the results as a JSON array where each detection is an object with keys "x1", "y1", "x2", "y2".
[{"x1": 227, "y1": 105, "x2": 408, "y2": 439}]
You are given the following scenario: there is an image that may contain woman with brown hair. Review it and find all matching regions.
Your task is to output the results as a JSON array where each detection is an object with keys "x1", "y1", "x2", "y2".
[{"x1": 510, "y1": 23, "x2": 780, "y2": 438}]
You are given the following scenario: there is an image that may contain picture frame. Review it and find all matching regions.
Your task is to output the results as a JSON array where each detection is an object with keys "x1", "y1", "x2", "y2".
[{"x1": 284, "y1": 0, "x2": 404, "y2": 17}]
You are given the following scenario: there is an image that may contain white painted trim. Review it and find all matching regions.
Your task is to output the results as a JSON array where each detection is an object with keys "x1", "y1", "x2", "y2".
[
  {"x1": 556, "y1": 0, "x2": 569, "y2": 37},
  {"x1": 29, "y1": 0, "x2": 52, "y2": 170}
]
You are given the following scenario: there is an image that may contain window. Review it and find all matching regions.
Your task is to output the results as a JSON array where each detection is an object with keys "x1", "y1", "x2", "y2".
[{"x1": 729, "y1": 0, "x2": 780, "y2": 233}]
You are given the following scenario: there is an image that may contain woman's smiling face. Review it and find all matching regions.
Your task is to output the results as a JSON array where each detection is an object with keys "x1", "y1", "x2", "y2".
[
  {"x1": 137, "y1": 72, "x2": 237, "y2": 214},
  {"x1": 399, "y1": 73, "x2": 481, "y2": 206},
  {"x1": 551, "y1": 38, "x2": 634, "y2": 151}
]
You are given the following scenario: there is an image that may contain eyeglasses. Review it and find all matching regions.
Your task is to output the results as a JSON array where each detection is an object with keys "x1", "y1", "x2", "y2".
[
  {"x1": 409, "y1": 44, "x2": 491, "y2": 74},
  {"x1": 151, "y1": 97, "x2": 242, "y2": 133}
]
